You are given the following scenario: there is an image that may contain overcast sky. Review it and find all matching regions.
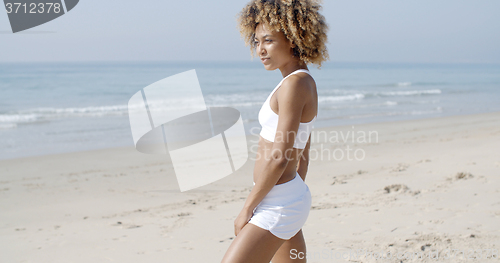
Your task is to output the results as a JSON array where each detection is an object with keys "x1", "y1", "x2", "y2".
[{"x1": 1, "y1": 0, "x2": 499, "y2": 63}]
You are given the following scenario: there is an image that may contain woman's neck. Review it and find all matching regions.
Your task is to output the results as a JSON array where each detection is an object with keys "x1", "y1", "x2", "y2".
[{"x1": 279, "y1": 61, "x2": 309, "y2": 78}]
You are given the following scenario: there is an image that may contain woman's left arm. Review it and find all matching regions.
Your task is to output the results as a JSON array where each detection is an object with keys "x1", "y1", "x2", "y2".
[{"x1": 234, "y1": 76, "x2": 309, "y2": 235}]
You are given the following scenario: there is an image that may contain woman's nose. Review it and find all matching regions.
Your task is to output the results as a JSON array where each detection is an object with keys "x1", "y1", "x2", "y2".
[{"x1": 257, "y1": 43, "x2": 265, "y2": 55}]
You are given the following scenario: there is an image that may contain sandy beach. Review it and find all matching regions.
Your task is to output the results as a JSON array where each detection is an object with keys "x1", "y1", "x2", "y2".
[{"x1": 1, "y1": 111, "x2": 499, "y2": 263}]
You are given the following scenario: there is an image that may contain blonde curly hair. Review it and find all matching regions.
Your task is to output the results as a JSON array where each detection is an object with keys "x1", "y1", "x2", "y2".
[{"x1": 237, "y1": 0, "x2": 329, "y2": 68}]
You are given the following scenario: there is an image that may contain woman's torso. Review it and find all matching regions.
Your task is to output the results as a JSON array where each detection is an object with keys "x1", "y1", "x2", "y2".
[{"x1": 254, "y1": 71, "x2": 318, "y2": 185}]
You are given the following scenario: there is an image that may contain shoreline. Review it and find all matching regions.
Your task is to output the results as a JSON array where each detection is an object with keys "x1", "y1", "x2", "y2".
[
  {"x1": 2, "y1": 110, "x2": 499, "y2": 163},
  {"x1": 1, "y1": 110, "x2": 499, "y2": 262}
]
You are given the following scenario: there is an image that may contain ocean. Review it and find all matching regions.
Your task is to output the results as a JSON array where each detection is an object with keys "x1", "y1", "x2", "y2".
[{"x1": 1, "y1": 61, "x2": 499, "y2": 160}]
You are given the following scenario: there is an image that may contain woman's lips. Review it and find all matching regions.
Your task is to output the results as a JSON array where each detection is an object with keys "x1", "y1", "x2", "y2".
[{"x1": 261, "y1": 58, "x2": 269, "y2": 64}]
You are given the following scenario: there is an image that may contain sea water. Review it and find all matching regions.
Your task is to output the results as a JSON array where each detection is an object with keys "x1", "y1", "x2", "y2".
[{"x1": 1, "y1": 61, "x2": 499, "y2": 160}]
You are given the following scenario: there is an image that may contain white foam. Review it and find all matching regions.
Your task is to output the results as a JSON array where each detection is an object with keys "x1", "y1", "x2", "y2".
[
  {"x1": 379, "y1": 89, "x2": 441, "y2": 96},
  {"x1": 0, "y1": 104, "x2": 130, "y2": 124},
  {"x1": 0, "y1": 114, "x2": 40, "y2": 123},
  {"x1": 319, "y1": 94, "x2": 365, "y2": 102},
  {"x1": 0, "y1": 96, "x2": 260, "y2": 125},
  {"x1": 397, "y1": 82, "x2": 412, "y2": 87}
]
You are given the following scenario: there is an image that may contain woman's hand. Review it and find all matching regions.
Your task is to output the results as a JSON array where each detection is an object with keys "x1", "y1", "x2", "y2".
[{"x1": 234, "y1": 207, "x2": 254, "y2": 236}]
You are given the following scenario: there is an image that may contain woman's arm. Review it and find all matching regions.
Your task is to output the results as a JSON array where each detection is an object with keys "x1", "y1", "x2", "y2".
[
  {"x1": 296, "y1": 134, "x2": 311, "y2": 180},
  {"x1": 234, "y1": 76, "x2": 310, "y2": 235}
]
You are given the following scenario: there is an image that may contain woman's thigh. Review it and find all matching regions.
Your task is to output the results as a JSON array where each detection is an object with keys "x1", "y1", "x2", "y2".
[
  {"x1": 271, "y1": 229, "x2": 307, "y2": 263},
  {"x1": 221, "y1": 223, "x2": 286, "y2": 263}
]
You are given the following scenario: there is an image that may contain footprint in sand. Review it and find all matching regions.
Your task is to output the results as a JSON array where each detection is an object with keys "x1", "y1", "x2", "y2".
[
  {"x1": 391, "y1": 163, "x2": 409, "y2": 172},
  {"x1": 331, "y1": 176, "x2": 346, "y2": 185},
  {"x1": 383, "y1": 184, "x2": 420, "y2": 195},
  {"x1": 384, "y1": 184, "x2": 409, "y2": 193},
  {"x1": 112, "y1": 221, "x2": 142, "y2": 229},
  {"x1": 456, "y1": 172, "x2": 474, "y2": 180},
  {"x1": 219, "y1": 236, "x2": 234, "y2": 243},
  {"x1": 446, "y1": 172, "x2": 474, "y2": 182}
]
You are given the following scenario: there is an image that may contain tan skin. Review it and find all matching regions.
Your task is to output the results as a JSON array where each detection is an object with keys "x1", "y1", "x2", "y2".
[{"x1": 221, "y1": 23, "x2": 317, "y2": 263}]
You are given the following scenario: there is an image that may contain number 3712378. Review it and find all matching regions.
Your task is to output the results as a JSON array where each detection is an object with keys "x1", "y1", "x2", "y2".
[{"x1": 5, "y1": 3, "x2": 62, "y2": 14}]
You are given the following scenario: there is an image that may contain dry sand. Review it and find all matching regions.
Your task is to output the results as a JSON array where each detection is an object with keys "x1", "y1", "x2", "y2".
[{"x1": 1, "y1": 111, "x2": 499, "y2": 262}]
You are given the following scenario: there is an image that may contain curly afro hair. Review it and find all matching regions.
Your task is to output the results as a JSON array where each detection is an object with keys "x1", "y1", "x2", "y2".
[{"x1": 237, "y1": 0, "x2": 329, "y2": 68}]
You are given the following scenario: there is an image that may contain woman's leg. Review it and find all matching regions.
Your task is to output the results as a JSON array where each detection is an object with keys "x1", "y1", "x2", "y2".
[
  {"x1": 221, "y1": 223, "x2": 286, "y2": 263},
  {"x1": 270, "y1": 229, "x2": 307, "y2": 263}
]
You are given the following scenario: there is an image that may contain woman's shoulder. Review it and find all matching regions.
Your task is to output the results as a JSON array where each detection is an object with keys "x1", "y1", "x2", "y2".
[{"x1": 280, "y1": 72, "x2": 315, "y2": 95}]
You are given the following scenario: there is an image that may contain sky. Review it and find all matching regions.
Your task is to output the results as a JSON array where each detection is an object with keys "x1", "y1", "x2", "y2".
[{"x1": 0, "y1": 0, "x2": 499, "y2": 64}]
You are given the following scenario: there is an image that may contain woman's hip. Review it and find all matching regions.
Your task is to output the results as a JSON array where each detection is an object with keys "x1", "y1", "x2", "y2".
[{"x1": 255, "y1": 172, "x2": 310, "y2": 208}]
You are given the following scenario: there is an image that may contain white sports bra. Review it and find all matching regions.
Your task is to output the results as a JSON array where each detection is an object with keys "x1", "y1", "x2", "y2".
[{"x1": 258, "y1": 69, "x2": 317, "y2": 149}]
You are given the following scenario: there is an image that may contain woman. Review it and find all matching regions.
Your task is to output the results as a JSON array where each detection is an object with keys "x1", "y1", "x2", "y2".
[{"x1": 222, "y1": 0, "x2": 328, "y2": 262}]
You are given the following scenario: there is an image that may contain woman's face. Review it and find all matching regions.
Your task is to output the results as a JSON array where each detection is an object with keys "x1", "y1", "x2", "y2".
[{"x1": 254, "y1": 23, "x2": 295, "y2": 71}]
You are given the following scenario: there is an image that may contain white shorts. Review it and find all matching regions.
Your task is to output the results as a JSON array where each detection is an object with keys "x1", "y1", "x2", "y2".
[{"x1": 248, "y1": 172, "x2": 312, "y2": 240}]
